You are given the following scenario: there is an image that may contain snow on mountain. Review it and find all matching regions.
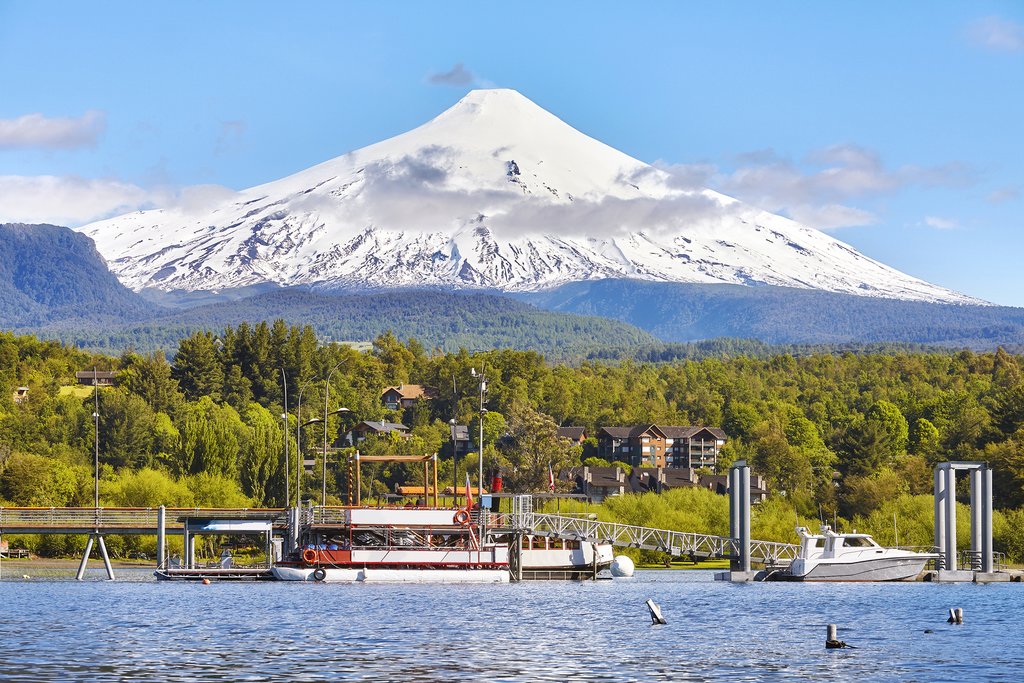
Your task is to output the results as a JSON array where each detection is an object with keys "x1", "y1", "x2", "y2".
[{"x1": 78, "y1": 89, "x2": 979, "y2": 304}]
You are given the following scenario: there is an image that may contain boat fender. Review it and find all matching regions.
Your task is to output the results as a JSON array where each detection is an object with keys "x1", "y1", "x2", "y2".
[
  {"x1": 302, "y1": 548, "x2": 318, "y2": 564},
  {"x1": 312, "y1": 567, "x2": 327, "y2": 582},
  {"x1": 453, "y1": 509, "x2": 471, "y2": 526}
]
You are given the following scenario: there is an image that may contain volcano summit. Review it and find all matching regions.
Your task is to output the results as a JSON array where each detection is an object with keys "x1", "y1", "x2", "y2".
[{"x1": 79, "y1": 89, "x2": 977, "y2": 304}]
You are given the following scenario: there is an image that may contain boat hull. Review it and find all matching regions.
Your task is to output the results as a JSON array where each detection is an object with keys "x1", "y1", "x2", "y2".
[
  {"x1": 272, "y1": 566, "x2": 509, "y2": 583},
  {"x1": 521, "y1": 544, "x2": 614, "y2": 572},
  {"x1": 793, "y1": 556, "x2": 930, "y2": 582}
]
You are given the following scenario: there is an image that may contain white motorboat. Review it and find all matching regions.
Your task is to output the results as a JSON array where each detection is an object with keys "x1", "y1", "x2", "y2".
[{"x1": 786, "y1": 525, "x2": 937, "y2": 581}]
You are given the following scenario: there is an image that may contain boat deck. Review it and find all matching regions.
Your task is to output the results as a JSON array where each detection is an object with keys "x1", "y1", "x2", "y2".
[{"x1": 155, "y1": 568, "x2": 275, "y2": 581}]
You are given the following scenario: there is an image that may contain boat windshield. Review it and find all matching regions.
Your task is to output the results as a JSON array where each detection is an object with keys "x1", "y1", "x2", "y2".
[{"x1": 840, "y1": 536, "x2": 877, "y2": 548}]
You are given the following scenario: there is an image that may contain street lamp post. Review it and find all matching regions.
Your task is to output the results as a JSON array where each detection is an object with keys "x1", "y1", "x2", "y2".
[
  {"x1": 281, "y1": 368, "x2": 290, "y2": 508},
  {"x1": 471, "y1": 367, "x2": 487, "y2": 498},
  {"x1": 92, "y1": 366, "x2": 100, "y2": 510},
  {"x1": 323, "y1": 362, "x2": 345, "y2": 507},
  {"x1": 449, "y1": 418, "x2": 458, "y2": 505},
  {"x1": 295, "y1": 377, "x2": 318, "y2": 506}
]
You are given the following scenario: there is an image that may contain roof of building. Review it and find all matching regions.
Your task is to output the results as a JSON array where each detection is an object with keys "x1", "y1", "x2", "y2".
[
  {"x1": 75, "y1": 370, "x2": 117, "y2": 379},
  {"x1": 453, "y1": 424, "x2": 470, "y2": 441},
  {"x1": 355, "y1": 421, "x2": 409, "y2": 433},
  {"x1": 598, "y1": 425, "x2": 662, "y2": 439},
  {"x1": 564, "y1": 465, "x2": 627, "y2": 489},
  {"x1": 629, "y1": 467, "x2": 699, "y2": 494},
  {"x1": 557, "y1": 426, "x2": 587, "y2": 441},
  {"x1": 381, "y1": 384, "x2": 438, "y2": 400},
  {"x1": 598, "y1": 425, "x2": 727, "y2": 440}
]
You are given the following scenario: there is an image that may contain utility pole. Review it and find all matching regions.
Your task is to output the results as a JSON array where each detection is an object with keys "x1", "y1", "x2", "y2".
[
  {"x1": 281, "y1": 368, "x2": 289, "y2": 508},
  {"x1": 471, "y1": 367, "x2": 487, "y2": 498}
]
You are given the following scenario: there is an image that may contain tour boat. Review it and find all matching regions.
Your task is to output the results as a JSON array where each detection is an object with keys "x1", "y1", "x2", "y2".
[
  {"x1": 785, "y1": 525, "x2": 937, "y2": 581},
  {"x1": 514, "y1": 534, "x2": 614, "y2": 579},
  {"x1": 273, "y1": 507, "x2": 510, "y2": 583}
]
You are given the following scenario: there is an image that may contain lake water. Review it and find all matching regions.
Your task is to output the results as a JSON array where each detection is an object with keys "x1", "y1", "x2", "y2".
[{"x1": 0, "y1": 569, "x2": 1022, "y2": 682}]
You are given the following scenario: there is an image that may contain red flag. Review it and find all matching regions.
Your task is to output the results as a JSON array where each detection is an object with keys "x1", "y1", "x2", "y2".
[
  {"x1": 548, "y1": 463, "x2": 555, "y2": 493},
  {"x1": 465, "y1": 470, "x2": 474, "y2": 509}
]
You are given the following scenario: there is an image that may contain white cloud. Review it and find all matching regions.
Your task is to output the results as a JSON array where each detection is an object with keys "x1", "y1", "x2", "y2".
[
  {"x1": 924, "y1": 216, "x2": 959, "y2": 230},
  {"x1": 649, "y1": 143, "x2": 974, "y2": 232},
  {"x1": 0, "y1": 110, "x2": 106, "y2": 149},
  {"x1": 0, "y1": 175, "x2": 236, "y2": 227},
  {"x1": 787, "y1": 204, "x2": 878, "y2": 231},
  {"x1": 967, "y1": 16, "x2": 1024, "y2": 52}
]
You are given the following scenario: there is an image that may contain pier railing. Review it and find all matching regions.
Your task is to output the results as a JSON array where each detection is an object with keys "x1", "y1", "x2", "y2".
[
  {"x1": 0, "y1": 507, "x2": 289, "y2": 534},
  {"x1": 509, "y1": 510, "x2": 799, "y2": 565}
]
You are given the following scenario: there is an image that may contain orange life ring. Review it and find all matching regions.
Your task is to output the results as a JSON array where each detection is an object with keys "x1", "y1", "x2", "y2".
[
  {"x1": 302, "y1": 548, "x2": 317, "y2": 564},
  {"x1": 453, "y1": 509, "x2": 471, "y2": 526}
]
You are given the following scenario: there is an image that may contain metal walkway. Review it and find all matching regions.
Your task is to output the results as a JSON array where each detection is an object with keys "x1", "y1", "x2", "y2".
[
  {"x1": 0, "y1": 507, "x2": 289, "y2": 534},
  {"x1": 508, "y1": 511, "x2": 797, "y2": 565},
  {"x1": 496, "y1": 496, "x2": 798, "y2": 566}
]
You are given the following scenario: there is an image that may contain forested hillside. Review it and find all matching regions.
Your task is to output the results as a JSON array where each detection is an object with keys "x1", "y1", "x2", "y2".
[
  {"x1": 520, "y1": 279, "x2": 1024, "y2": 348},
  {"x1": 3, "y1": 326, "x2": 1024, "y2": 560},
  {"x1": 26, "y1": 289, "x2": 658, "y2": 359},
  {"x1": 0, "y1": 223, "x2": 153, "y2": 327}
]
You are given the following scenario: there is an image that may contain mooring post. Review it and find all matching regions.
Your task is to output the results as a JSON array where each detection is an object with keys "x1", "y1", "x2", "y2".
[
  {"x1": 97, "y1": 535, "x2": 115, "y2": 580},
  {"x1": 728, "y1": 466, "x2": 740, "y2": 570},
  {"x1": 982, "y1": 466, "x2": 994, "y2": 573},
  {"x1": 969, "y1": 469, "x2": 981, "y2": 568},
  {"x1": 75, "y1": 534, "x2": 96, "y2": 581},
  {"x1": 934, "y1": 466, "x2": 946, "y2": 567},
  {"x1": 740, "y1": 463, "x2": 751, "y2": 574},
  {"x1": 729, "y1": 467, "x2": 739, "y2": 539},
  {"x1": 944, "y1": 465, "x2": 957, "y2": 572},
  {"x1": 156, "y1": 505, "x2": 166, "y2": 569},
  {"x1": 825, "y1": 623, "x2": 846, "y2": 648}
]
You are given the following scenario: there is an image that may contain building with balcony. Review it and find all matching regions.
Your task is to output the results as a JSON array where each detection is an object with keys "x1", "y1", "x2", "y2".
[{"x1": 596, "y1": 425, "x2": 727, "y2": 469}]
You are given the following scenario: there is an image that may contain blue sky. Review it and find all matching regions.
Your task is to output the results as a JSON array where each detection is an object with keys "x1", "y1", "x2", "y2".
[{"x1": 1, "y1": 1, "x2": 1022, "y2": 304}]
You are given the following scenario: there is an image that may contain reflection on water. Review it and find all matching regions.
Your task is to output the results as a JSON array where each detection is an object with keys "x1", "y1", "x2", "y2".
[{"x1": 0, "y1": 570, "x2": 1022, "y2": 681}]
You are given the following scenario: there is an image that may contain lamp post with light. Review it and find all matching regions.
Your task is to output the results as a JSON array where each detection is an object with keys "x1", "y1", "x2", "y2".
[
  {"x1": 470, "y1": 366, "x2": 488, "y2": 498},
  {"x1": 280, "y1": 368, "x2": 290, "y2": 508}
]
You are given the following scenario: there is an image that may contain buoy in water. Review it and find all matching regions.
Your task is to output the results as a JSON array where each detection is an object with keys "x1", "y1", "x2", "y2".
[
  {"x1": 611, "y1": 555, "x2": 635, "y2": 578},
  {"x1": 202, "y1": 578, "x2": 211, "y2": 585}
]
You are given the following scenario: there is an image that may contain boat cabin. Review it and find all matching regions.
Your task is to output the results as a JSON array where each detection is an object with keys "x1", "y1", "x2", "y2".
[{"x1": 796, "y1": 525, "x2": 882, "y2": 560}]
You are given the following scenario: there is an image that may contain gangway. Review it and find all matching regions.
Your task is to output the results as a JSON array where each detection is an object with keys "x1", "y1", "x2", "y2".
[{"x1": 499, "y1": 510, "x2": 798, "y2": 565}]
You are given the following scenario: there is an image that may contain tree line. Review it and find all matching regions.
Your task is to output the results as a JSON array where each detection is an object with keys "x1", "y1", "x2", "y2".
[{"x1": 3, "y1": 325, "x2": 1024, "y2": 560}]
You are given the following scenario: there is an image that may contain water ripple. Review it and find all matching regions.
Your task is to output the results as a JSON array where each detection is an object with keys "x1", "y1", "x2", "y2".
[{"x1": 0, "y1": 570, "x2": 1022, "y2": 681}]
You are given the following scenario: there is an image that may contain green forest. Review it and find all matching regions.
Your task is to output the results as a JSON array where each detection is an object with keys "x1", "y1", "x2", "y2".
[{"x1": 3, "y1": 322, "x2": 1024, "y2": 562}]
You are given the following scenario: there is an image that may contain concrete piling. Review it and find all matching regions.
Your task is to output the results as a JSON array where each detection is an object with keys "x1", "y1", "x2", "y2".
[
  {"x1": 157, "y1": 505, "x2": 166, "y2": 569},
  {"x1": 825, "y1": 624, "x2": 847, "y2": 649}
]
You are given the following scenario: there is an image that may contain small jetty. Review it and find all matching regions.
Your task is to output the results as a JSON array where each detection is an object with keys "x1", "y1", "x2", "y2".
[{"x1": 0, "y1": 459, "x2": 1018, "y2": 583}]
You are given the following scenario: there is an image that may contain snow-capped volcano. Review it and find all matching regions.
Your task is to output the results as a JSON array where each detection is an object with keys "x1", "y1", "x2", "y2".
[{"x1": 78, "y1": 89, "x2": 978, "y2": 304}]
